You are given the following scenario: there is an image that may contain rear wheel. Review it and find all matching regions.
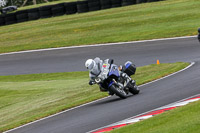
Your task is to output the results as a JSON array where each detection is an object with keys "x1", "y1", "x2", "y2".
[
  {"x1": 128, "y1": 81, "x2": 140, "y2": 95},
  {"x1": 109, "y1": 84, "x2": 127, "y2": 99}
]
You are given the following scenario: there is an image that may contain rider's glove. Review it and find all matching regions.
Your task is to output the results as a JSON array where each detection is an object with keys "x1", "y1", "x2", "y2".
[{"x1": 89, "y1": 80, "x2": 95, "y2": 85}]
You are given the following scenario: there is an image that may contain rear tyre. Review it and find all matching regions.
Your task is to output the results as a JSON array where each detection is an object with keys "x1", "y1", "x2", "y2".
[
  {"x1": 128, "y1": 81, "x2": 140, "y2": 95},
  {"x1": 109, "y1": 84, "x2": 127, "y2": 99}
]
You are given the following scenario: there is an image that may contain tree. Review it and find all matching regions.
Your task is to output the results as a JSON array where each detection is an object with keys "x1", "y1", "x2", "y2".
[
  {"x1": 0, "y1": 0, "x2": 7, "y2": 7},
  {"x1": 3, "y1": 0, "x2": 51, "y2": 7},
  {"x1": 21, "y1": 0, "x2": 49, "y2": 7}
]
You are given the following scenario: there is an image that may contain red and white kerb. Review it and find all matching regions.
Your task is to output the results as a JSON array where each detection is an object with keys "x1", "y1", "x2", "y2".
[{"x1": 92, "y1": 94, "x2": 200, "y2": 133}]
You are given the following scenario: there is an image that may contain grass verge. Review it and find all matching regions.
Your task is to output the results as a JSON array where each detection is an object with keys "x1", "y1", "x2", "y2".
[
  {"x1": 109, "y1": 99, "x2": 200, "y2": 133},
  {"x1": 0, "y1": 0, "x2": 199, "y2": 53},
  {"x1": 0, "y1": 62, "x2": 189, "y2": 132}
]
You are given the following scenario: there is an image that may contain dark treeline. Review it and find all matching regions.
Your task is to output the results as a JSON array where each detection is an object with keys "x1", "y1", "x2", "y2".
[{"x1": 2, "y1": 0, "x2": 58, "y2": 8}]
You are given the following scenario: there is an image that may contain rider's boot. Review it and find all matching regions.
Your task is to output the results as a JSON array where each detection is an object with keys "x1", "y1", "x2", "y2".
[
  {"x1": 121, "y1": 72, "x2": 131, "y2": 85},
  {"x1": 130, "y1": 80, "x2": 138, "y2": 90}
]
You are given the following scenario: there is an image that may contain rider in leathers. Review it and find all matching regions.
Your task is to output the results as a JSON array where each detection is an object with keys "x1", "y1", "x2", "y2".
[
  {"x1": 85, "y1": 57, "x2": 103, "y2": 85},
  {"x1": 85, "y1": 57, "x2": 134, "y2": 94}
]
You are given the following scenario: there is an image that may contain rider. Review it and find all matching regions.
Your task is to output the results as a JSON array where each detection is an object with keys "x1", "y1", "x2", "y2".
[
  {"x1": 85, "y1": 57, "x2": 107, "y2": 92},
  {"x1": 85, "y1": 57, "x2": 103, "y2": 86}
]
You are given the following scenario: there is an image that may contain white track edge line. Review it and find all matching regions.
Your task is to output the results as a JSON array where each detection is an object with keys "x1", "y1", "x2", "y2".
[
  {"x1": 3, "y1": 62, "x2": 195, "y2": 133},
  {"x1": 0, "y1": 35, "x2": 196, "y2": 56},
  {"x1": 88, "y1": 92, "x2": 200, "y2": 133}
]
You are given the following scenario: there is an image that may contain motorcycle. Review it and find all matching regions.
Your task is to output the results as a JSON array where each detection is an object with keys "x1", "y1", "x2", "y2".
[{"x1": 94, "y1": 59, "x2": 140, "y2": 99}]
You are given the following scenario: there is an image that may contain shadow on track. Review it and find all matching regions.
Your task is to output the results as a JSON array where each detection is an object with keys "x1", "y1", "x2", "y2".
[{"x1": 88, "y1": 94, "x2": 136, "y2": 107}]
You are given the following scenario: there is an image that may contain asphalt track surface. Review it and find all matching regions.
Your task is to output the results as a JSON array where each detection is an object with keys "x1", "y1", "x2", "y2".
[{"x1": 2, "y1": 37, "x2": 200, "y2": 133}]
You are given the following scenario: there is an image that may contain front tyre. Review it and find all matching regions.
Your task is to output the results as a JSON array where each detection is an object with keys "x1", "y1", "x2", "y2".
[{"x1": 109, "y1": 84, "x2": 127, "y2": 99}]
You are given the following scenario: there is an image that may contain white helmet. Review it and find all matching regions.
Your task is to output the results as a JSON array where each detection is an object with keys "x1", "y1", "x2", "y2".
[{"x1": 85, "y1": 59, "x2": 96, "y2": 71}]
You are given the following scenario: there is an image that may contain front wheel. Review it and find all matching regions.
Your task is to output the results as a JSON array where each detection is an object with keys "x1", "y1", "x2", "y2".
[{"x1": 109, "y1": 84, "x2": 127, "y2": 99}]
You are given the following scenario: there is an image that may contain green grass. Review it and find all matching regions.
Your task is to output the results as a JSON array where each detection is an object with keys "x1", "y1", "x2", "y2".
[
  {"x1": 110, "y1": 99, "x2": 200, "y2": 133},
  {"x1": 0, "y1": 0, "x2": 199, "y2": 53},
  {"x1": 0, "y1": 62, "x2": 189, "y2": 132}
]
